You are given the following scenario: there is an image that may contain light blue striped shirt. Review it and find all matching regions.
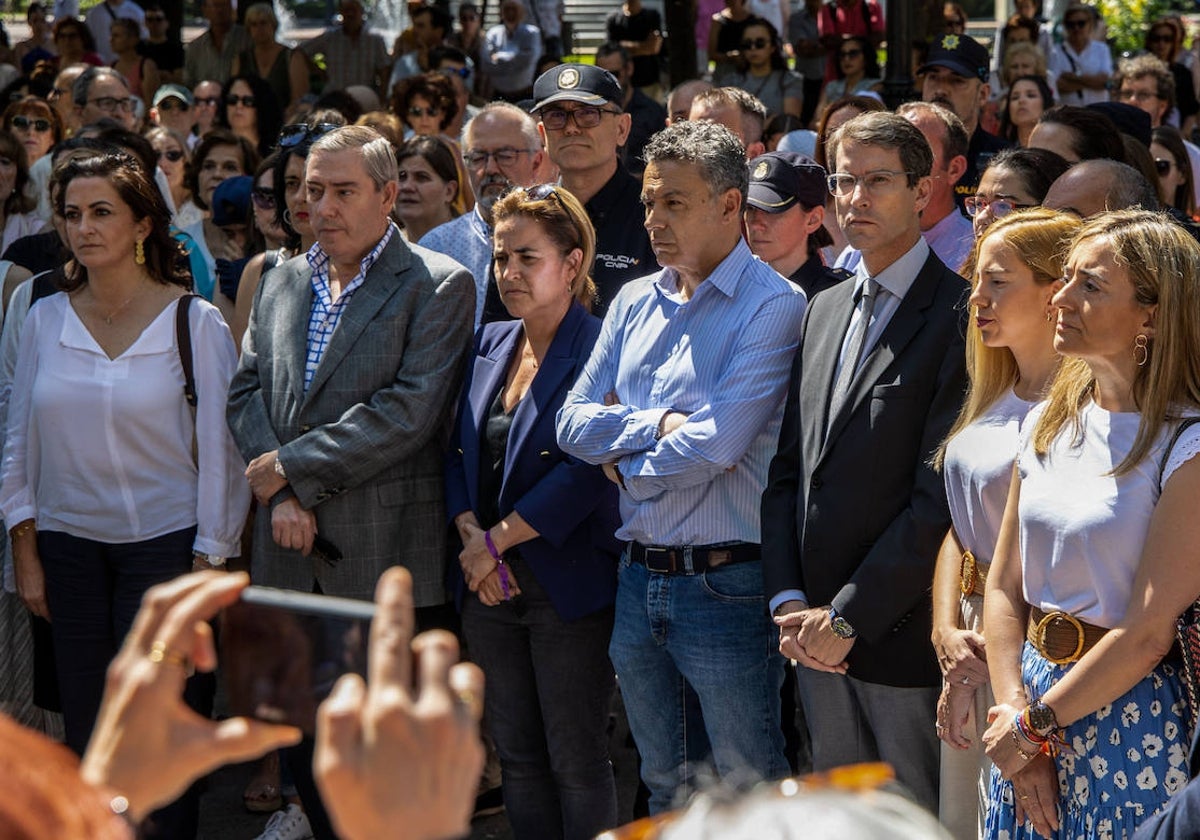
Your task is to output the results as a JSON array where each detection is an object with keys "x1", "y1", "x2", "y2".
[{"x1": 556, "y1": 238, "x2": 806, "y2": 546}]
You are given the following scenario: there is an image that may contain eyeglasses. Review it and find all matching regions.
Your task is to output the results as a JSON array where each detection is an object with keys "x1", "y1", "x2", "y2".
[
  {"x1": 225, "y1": 94, "x2": 256, "y2": 108},
  {"x1": 1149, "y1": 33, "x2": 1174, "y2": 44},
  {"x1": 827, "y1": 169, "x2": 913, "y2": 196},
  {"x1": 463, "y1": 147, "x2": 533, "y2": 167},
  {"x1": 540, "y1": 106, "x2": 620, "y2": 131},
  {"x1": 11, "y1": 115, "x2": 51, "y2": 132},
  {"x1": 277, "y1": 122, "x2": 340, "y2": 148},
  {"x1": 1119, "y1": 88, "x2": 1159, "y2": 103},
  {"x1": 48, "y1": 86, "x2": 67, "y2": 101},
  {"x1": 407, "y1": 105, "x2": 441, "y2": 118},
  {"x1": 739, "y1": 37, "x2": 770, "y2": 49},
  {"x1": 251, "y1": 186, "x2": 276, "y2": 210},
  {"x1": 439, "y1": 66, "x2": 471, "y2": 79},
  {"x1": 1064, "y1": 18, "x2": 1089, "y2": 29},
  {"x1": 1156, "y1": 158, "x2": 1175, "y2": 176},
  {"x1": 158, "y1": 148, "x2": 185, "y2": 162},
  {"x1": 839, "y1": 48, "x2": 864, "y2": 58},
  {"x1": 195, "y1": 96, "x2": 219, "y2": 107},
  {"x1": 156, "y1": 99, "x2": 188, "y2": 111},
  {"x1": 87, "y1": 96, "x2": 136, "y2": 113},
  {"x1": 945, "y1": 17, "x2": 965, "y2": 26},
  {"x1": 963, "y1": 195, "x2": 1034, "y2": 218}
]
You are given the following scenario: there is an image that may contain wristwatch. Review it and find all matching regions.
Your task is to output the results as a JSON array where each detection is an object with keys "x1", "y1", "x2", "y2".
[
  {"x1": 1027, "y1": 700, "x2": 1060, "y2": 737},
  {"x1": 274, "y1": 456, "x2": 287, "y2": 481},
  {"x1": 829, "y1": 607, "x2": 857, "y2": 639},
  {"x1": 193, "y1": 553, "x2": 227, "y2": 568}
]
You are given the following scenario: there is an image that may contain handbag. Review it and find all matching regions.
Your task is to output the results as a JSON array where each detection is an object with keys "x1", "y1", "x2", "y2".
[{"x1": 1166, "y1": 417, "x2": 1200, "y2": 733}]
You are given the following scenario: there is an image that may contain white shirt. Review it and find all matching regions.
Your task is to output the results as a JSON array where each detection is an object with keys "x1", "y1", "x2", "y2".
[
  {"x1": 1018, "y1": 400, "x2": 1200, "y2": 628},
  {"x1": 1048, "y1": 39, "x2": 1113, "y2": 106},
  {"x1": 0, "y1": 293, "x2": 249, "y2": 556},
  {"x1": 943, "y1": 388, "x2": 1032, "y2": 565}
]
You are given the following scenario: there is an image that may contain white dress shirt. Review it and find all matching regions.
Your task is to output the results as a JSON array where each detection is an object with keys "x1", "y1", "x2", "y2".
[{"x1": 0, "y1": 293, "x2": 249, "y2": 557}]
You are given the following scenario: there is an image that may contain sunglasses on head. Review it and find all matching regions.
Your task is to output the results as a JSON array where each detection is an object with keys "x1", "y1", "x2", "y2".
[
  {"x1": 1156, "y1": 158, "x2": 1175, "y2": 176},
  {"x1": 11, "y1": 115, "x2": 50, "y2": 132},
  {"x1": 225, "y1": 93, "x2": 256, "y2": 108},
  {"x1": 740, "y1": 37, "x2": 769, "y2": 49},
  {"x1": 157, "y1": 148, "x2": 185, "y2": 162},
  {"x1": 408, "y1": 105, "x2": 442, "y2": 118},
  {"x1": 251, "y1": 186, "x2": 276, "y2": 210},
  {"x1": 277, "y1": 122, "x2": 340, "y2": 148}
]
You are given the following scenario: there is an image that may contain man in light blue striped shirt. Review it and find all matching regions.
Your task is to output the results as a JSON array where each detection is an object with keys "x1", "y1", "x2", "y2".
[{"x1": 556, "y1": 120, "x2": 806, "y2": 813}]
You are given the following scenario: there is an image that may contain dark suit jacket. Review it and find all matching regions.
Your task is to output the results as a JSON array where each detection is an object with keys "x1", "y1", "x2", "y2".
[
  {"x1": 762, "y1": 249, "x2": 968, "y2": 687},
  {"x1": 227, "y1": 232, "x2": 476, "y2": 605},
  {"x1": 445, "y1": 303, "x2": 621, "y2": 623}
]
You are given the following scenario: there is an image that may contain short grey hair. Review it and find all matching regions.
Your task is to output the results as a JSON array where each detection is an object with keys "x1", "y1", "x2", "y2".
[
  {"x1": 643, "y1": 120, "x2": 748, "y2": 205},
  {"x1": 309, "y1": 124, "x2": 398, "y2": 190},
  {"x1": 692, "y1": 86, "x2": 768, "y2": 145},
  {"x1": 827, "y1": 111, "x2": 933, "y2": 187},
  {"x1": 464, "y1": 102, "x2": 539, "y2": 152},
  {"x1": 72, "y1": 66, "x2": 129, "y2": 107}
]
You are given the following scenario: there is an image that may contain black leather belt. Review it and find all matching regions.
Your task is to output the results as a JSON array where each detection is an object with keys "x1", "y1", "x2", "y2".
[{"x1": 629, "y1": 541, "x2": 760, "y2": 575}]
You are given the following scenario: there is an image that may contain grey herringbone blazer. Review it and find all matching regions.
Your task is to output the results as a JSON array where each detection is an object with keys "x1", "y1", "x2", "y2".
[{"x1": 227, "y1": 233, "x2": 475, "y2": 605}]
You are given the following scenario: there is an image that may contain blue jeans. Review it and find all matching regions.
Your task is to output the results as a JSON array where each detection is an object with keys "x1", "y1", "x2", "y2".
[
  {"x1": 461, "y1": 557, "x2": 618, "y2": 840},
  {"x1": 609, "y1": 551, "x2": 788, "y2": 814}
]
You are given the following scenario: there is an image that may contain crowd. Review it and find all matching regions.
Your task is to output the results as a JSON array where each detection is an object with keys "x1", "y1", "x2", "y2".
[{"x1": 2, "y1": 0, "x2": 1200, "y2": 839}]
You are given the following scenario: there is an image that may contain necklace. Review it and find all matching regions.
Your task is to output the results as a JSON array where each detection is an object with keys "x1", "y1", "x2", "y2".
[
  {"x1": 523, "y1": 341, "x2": 540, "y2": 369},
  {"x1": 99, "y1": 292, "x2": 137, "y2": 325}
]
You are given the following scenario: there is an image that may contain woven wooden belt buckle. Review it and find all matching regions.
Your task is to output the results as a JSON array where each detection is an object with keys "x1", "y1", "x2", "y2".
[
  {"x1": 959, "y1": 550, "x2": 978, "y2": 596},
  {"x1": 1035, "y1": 610, "x2": 1085, "y2": 665}
]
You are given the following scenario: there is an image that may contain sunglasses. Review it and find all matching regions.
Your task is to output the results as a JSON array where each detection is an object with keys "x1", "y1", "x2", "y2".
[
  {"x1": 156, "y1": 98, "x2": 188, "y2": 111},
  {"x1": 158, "y1": 148, "x2": 185, "y2": 162},
  {"x1": 277, "y1": 122, "x2": 340, "y2": 148},
  {"x1": 194, "y1": 96, "x2": 219, "y2": 107},
  {"x1": 251, "y1": 186, "x2": 276, "y2": 210},
  {"x1": 522, "y1": 184, "x2": 584, "y2": 248},
  {"x1": 739, "y1": 37, "x2": 770, "y2": 49},
  {"x1": 439, "y1": 66, "x2": 471, "y2": 79},
  {"x1": 408, "y1": 105, "x2": 442, "y2": 118},
  {"x1": 1156, "y1": 158, "x2": 1175, "y2": 175},
  {"x1": 1149, "y1": 33, "x2": 1174, "y2": 44},
  {"x1": 945, "y1": 17, "x2": 965, "y2": 25},
  {"x1": 225, "y1": 94, "x2": 256, "y2": 108},
  {"x1": 839, "y1": 48, "x2": 864, "y2": 58},
  {"x1": 11, "y1": 115, "x2": 50, "y2": 132},
  {"x1": 540, "y1": 105, "x2": 620, "y2": 130},
  {"x1": 1064, "y1": 18, "x2": 1089, "y2": 29}
]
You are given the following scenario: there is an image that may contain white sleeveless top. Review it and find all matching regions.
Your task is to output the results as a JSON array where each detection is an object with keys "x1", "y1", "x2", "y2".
[
  {"x1": 1017, "y1": 400, "x2": 1200, "y2": 628},
  {"x1": 943, "y1": 388, "x2": 1034, "y2": 564}
]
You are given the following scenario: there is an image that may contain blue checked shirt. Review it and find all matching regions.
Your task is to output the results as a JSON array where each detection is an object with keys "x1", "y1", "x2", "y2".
[
  {"x1": 304, "y1": 222, "x2": 397, "y2": 391},
  {"x1": 556, "y1": 239, "x2": 806, "y2": 546}
]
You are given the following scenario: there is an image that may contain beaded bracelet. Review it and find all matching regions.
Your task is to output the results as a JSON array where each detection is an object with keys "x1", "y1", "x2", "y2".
[{"x1": 483, "y1": 530, "x2": 511, "y2": 601}]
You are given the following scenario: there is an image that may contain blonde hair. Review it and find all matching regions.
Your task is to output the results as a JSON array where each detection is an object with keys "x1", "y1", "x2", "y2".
[
  {"x1": 491, "y1": 185, "x2": 597, "y2": 309},
  {"x1": 1033, "y1": 209, "x2": 1200, "y2": 475},
  {"x1": 935, "y1": 208, "x2": 1080, "y2": 469},
  {"x1": 1002, "y1": 42, "x2": 1047, "y2": 86}
]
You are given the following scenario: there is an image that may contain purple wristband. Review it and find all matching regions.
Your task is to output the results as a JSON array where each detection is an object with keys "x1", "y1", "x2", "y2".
[{"x1": 484, "y1": 530, "x2": 511, "y2": 600}]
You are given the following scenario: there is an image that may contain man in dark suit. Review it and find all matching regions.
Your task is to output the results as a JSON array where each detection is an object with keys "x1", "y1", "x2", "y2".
[
  {"x1": 227, "y1": 125, "x2": 475, "y2": 836},
  {"x1": 761, "y1": 111, "x2": 968, "y2": 813}
]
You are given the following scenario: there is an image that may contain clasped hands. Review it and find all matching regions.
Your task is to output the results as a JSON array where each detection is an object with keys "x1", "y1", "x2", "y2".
[
  {"x1": 246, "y1": 450, "x2": 319, "y2": 556},
  {"x1": 774, "y1": 600, "x2": 853, "y2": 674},
  {"x1": 982, "y1": 701, "x2": 1060, "y2": 837},
  {"x1": 455, "y1": 514, "x2": 522, "y2": 606},
  {"x1": 933, "y1": 627, "x2": 989, "y2": 750}
]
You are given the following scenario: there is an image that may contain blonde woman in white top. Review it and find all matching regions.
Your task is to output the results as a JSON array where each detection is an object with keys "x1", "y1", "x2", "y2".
[
  {"x1": 0, "y1": 150, "x2": 249, "y2": 788},
  {"x1": 931, "y1": 208, "x2": 1078, "y2": 839},
  {"x1": 982, "y1": 210, "x2": 1200, "y2": 839}
]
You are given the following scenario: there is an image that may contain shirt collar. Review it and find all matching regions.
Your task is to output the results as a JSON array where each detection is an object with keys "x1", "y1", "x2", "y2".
[
  {"x1": 306, "y1": 220, "x2": 397, "y2": 280},
  {"x1": 655, "y1": 237, "x2": 751, "y2": 300},
  {"x1": 854, "y1": 236, "x2": 928, "y2": 301}
]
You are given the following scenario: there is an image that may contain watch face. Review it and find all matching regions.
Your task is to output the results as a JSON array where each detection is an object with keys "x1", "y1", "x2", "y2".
[
  {"x1": 831, "y1": 615, "x2": 856, "y2": 638},
  {"x1": 1029, "y1": 703, "x2": 1057, "y2": 734}
]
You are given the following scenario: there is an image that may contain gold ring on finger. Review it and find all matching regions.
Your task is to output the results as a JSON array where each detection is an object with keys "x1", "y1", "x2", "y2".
[
  {"x1": 148, "y1": 640, "x2": 189, "y2": 668},
  {"x1": 454, "y1": 686, "x2": 484, "y2": 720}
]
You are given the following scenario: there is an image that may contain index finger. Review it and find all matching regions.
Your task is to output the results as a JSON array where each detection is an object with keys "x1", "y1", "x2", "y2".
[
  {"x1": 125, "y1": 571, "x2": 236, "y2": 656},
  {"x1": 367, "y1": 566, "x2": 417, "y2": 696}
]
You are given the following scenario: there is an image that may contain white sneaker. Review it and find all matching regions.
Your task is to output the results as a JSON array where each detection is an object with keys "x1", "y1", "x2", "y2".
[{"x1": 253, "y1": 804, "x2": 314, "y2": 840}]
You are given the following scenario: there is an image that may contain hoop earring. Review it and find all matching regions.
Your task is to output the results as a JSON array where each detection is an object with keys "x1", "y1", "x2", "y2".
[
  {"x1": 282, "y1": 208, "x2": 293, "y2": 227},
  {"x1": 134, "y1": 239, "x2": 145, "y2": 265},
  {"x1": 1134, "y1": 334, "x2": 1149, "y2": 367}
]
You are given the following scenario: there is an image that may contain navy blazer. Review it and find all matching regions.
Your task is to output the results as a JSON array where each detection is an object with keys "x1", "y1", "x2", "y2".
[{"x1": 445, "y1": 302, "x2": 621, "y2": 622}]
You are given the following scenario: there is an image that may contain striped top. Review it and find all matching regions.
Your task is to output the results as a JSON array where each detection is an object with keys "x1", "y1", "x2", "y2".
[{"x1": 556, "y1": 238, "x2": 806, "y2": 546}]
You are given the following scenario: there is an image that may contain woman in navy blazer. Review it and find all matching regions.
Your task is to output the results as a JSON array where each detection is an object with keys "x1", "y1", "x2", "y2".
[{"x1": 444, "y1": 185, "x2": 621, "y2": 840}]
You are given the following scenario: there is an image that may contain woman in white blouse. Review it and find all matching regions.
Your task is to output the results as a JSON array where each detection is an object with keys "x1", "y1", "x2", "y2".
[
  {"x1": 931, "y1": 208, "x2": 1079, "y2": 840},
  {"x1": 0, "y1": 150, "x2": 249, "y2": 786},
  {"x1": 981, "y1": 210, "x2": 1200, "y2": 839}
]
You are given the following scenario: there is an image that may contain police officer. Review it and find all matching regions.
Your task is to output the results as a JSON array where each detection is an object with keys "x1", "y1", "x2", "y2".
[
  {"x1": 744, "y1": 151, "x2": 847, "y2": 298},
  {"x1": 532, "y1": 63, "x2": 658, "y2": 313}
]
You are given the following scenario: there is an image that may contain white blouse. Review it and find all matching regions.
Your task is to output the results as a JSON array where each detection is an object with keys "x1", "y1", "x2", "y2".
[
  {"x1": 0, "y1": 293, "x2": 249, "y2": 556},
  {"x1": 1017, "y1": 400, "x2": 1200, "y2": 628},
  {"x1": 943, "y1": 388, "x2": 1033, "y2": 564}
]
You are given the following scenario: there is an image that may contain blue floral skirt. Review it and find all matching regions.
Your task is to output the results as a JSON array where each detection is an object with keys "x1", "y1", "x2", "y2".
[{"x1": 985, "y1": 642, "x2": 1190, "y2": 840}]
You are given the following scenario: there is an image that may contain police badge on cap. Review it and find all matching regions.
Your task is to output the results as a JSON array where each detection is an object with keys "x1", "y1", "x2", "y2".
[{"x1": 532, "y1": 64, "x2": 623, "y2": 111}]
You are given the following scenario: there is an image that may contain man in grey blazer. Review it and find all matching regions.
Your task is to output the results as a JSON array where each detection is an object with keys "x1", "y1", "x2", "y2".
[
  {"x1": 761, "y1": 112, "x2": 968, "y2": 814},
  {"x1": 227, "y1": 125, "x2": 475, "y2": 608}
]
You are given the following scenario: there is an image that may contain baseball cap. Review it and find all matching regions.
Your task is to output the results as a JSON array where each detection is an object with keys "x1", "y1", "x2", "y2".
[
  {"x1": 746, "y1": 152, "x2": 828, "y2": 213},
  {"x1": 152, "y1": 83, "x2": 194, "y2": 108},
  {"x1": 532, "y1": 64, "x2": 622, "y2": 111},
  {"x1": 212, "y1": 176, "x2": 252, "y2": 227},
  {"x1": 918, "y1": 33, "x2": 990, "y2": 83}
]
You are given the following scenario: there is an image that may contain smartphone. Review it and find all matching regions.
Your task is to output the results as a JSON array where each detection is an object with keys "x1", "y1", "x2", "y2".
[{"x1": 221, "y1": 586, "x2": 375, "y2": 736}]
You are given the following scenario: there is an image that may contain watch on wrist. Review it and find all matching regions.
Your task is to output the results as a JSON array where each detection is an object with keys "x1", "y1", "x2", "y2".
[
  {"x1": 193, "y1": 553, "x2": 227, "y2": 568},
  {"x1": 1027, "y1": 700, "x2": 1060, "y2": 737},
  {"x1": 273, "y1": 456, "x2": 287, "y2": 481},
  {"x1": 829, "y1": 607, "x2": 857, "y2": 639}
]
